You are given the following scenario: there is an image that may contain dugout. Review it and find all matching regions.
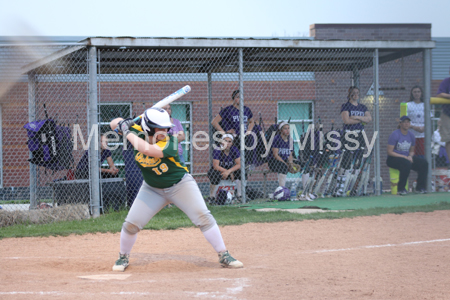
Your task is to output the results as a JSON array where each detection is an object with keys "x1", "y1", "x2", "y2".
[{"x1": 1, "y1": 35, "x2": 435, "y2": 216}]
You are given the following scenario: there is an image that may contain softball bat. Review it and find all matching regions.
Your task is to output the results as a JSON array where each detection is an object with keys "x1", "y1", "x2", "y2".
[{"x1": 114, "y1": 85, "x2": 191, "y2": 132}]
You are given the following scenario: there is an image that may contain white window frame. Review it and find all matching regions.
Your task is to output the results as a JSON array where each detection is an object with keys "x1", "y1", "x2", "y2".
[
  {"x1": 277, "y1": 100, "x2": 314, "y2": 182},
  {"x1": 98, "y1": 102, "x2": 133, "y2": 168},
  {"x1": 277, "y1": 100, "x2": 315, "y2": 141},
  {"x1": 171, "y1": 101, "x2": 193, "y2": 172}
]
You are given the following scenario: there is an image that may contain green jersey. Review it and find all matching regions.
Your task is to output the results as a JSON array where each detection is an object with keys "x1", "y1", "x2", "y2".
[{"x1": 129, "y1": 125, "x2": 188, "y2": 188}]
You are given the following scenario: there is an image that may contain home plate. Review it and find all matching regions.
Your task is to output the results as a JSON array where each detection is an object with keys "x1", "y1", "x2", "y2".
[{"x1": 78, "y1": 274, "x2": 131, "y2": 280}]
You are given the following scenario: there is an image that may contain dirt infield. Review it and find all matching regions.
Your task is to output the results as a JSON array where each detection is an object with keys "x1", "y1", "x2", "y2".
[{"x1": 1, "y1": 210, "x2": 449, "y2": 299}]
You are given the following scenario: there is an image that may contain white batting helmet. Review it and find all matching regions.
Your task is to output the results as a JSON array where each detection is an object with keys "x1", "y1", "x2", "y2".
[{"x1": 141, "y1": 107, "x2": 174, "y2": 135}]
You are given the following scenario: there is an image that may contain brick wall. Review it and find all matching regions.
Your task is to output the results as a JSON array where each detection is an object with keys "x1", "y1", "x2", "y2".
[
  {"x1": 2, "y1": 69, "x2": 427, "y2": 193},
  {"x1": 1, "y1": 80, "x2": 315, "y2": 189},
  {"x1": 310, "y1": 24, "x2": 432, "y2": 41},
  {"x1": 1, "y1": 57, "x2": 428, "y2": 195}
]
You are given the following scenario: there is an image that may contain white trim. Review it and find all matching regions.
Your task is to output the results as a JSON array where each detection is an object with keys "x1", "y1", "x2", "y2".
[{"x1": 86, "y1": 37, "x2": 435, "y2": 49}]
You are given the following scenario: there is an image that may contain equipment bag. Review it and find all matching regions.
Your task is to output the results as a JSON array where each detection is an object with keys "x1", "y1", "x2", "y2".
[{"x1": 24, "y1": 119, "x2": 74, "y2": 171}]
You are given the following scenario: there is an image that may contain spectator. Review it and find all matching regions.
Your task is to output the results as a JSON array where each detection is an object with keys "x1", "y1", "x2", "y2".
[
  {"x1": 268, "y1": 122, "x2": 295, "y2": 187},
  {"x1": 207, "y1": 134, "x2": 242, "y2": 204},
  {"x1": 75, "y1": 134, "x2": 119, "y2": 179},
  {"x1": 407, "y1": 86, "x2": 428, "y2": 157},
  {"x1": 436, "y1": 67, "x2": 450, "y2": 167},
  {"x1": 163, "y1": 104, "x2": 186, "y2": 164},
  {"x1": 386, "y1": 116, "x2": 428, "y2": 195},
  {"x1": 336, "y1": 86, "x2": 372, "y2": 196},
  {"x1": 432, "y1": 120, "x2": 450, "y2": 167}
]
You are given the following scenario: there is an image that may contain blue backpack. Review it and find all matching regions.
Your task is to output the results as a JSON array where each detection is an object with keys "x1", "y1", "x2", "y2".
[{"x1": 24, "y1": 119, "x2": 74, "y2": 171}]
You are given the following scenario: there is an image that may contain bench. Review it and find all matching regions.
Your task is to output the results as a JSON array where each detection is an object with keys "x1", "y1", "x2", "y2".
[{"x1": 48, "y1": 178, "x2": 126, "y2": 211}]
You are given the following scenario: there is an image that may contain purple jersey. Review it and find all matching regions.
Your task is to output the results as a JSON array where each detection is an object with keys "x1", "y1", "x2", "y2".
[
  {"x1": 269, "y1": 135, "x2": 293, "y2": 161},
  {"x1": 219, "y1": 105, "x2": 253, "y2": 135},
  {"x1": 340, "y1": 102, "x2": 368, "y2": 131},
  {"x1": 168, "y1": 118, "x2": 184, "y2": 156},
  {"x1": 437, "y1": 77, "x2": 450, "y2": 117},
  {"x1": 387, "y1": 129, "x2": 416, "y2": 157},
  {"x1": 212, "y1": 145, "x2": 240, "y2": 169}
]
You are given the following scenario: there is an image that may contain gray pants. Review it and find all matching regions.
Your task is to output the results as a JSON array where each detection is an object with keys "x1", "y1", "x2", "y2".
[{"x1": 125, "y1": 174, "x2": 216, "y2": 232}]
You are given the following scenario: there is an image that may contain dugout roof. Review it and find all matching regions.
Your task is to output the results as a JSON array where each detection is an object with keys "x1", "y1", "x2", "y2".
[{"x1": 20, "y1": 37, "x2": 435, "y2": 75}]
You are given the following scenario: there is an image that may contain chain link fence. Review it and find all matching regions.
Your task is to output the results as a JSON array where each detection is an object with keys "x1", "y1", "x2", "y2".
[
  {"x1": 0, "y1": 42, "x2": 436, "y2": 224},
  {"x1": 431, "y1": 104, "x2": 449, "y2": 192},
  {"x1": 0, "y1": 45, "x2": 94, "y2": 223}
]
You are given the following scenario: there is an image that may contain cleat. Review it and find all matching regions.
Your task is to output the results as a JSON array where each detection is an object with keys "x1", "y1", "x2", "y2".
[
  {"x1": 414, "y1": 189, "x2": 427, "y2": 194},
  {"x1": 397, "y1": 190, "x2": 408, "y2": 196},
  {"x1": 112, "y1": 253, "x2": 130, "y2": 272},
  {"x1": 218, "y1": 250, "x2": 243, "y2": 268},
  {"x1": 299, "y1": 194, "x2": 314, "y2": 201}
]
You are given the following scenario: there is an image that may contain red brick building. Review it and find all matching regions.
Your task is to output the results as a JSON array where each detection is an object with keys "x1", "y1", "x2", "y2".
[{"x1": 0, "y1": 24, "x2": 442, "y2": 203}]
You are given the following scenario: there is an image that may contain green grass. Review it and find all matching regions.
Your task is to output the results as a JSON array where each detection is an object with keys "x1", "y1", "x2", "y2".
[
  {"x1": 0, "y1": 200, "x2": 32, "y2": 204},
  {"x1": 2, "y1": 202, "x2": 450, "y2": 239}
]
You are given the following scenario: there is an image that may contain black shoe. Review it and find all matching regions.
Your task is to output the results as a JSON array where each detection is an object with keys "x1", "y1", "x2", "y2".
[
  {"x1": 397, "y1": 190, "x2": 408, "y2": 196},
  {"x1": 415, "y1": 189, "x2": 427, "y2": 194}
]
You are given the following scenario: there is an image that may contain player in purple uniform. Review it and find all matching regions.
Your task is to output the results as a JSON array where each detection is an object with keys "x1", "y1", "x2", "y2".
[
  {"x1": 335, "y1": 86, "x2": 372, "y2": 196},
  {"x1": 268, "y1": 122, "x2": 295, "y2": 187},
  {"x1": 207, "y1": 134, "x2": 242, "y2": 204},
  {"x1": 163, "y1": 104, "x2": 186, "y2": 164},
  {"x1": 211, "y1": 89, "x2": 257, "y2": 170},
  {"x1": 386, "y1": 116, "x2": 428, "y2": 195},
  {"x1": 75, "y1": 134, "x2": 119, "y2": 179},
  {"x1": 211, "y1": 90, "x2": 255, "y2": 138}
]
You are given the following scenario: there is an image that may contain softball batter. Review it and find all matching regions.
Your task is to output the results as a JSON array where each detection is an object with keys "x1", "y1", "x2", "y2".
[{"x1": 111, "y1": 107, "x2": 243, "y2": 271}]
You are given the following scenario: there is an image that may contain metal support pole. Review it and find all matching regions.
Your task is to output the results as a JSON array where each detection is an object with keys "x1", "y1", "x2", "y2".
[
  {"x1": 88, "y1": 47, "x2": 101, "y2": 217},
  {"x1": 238, "y1": 48, "x2": 247, "y2": 203},
  {"x1": 423, "y1": 49, "x2": 433, "y2": 193},
  {"x1": 263, "y1": 172, "x2": 267, "y2": 198},
  {"x1": 374, "y1": 49, "x2": 381, "y2": 196},
  {"x1": 352, "y1": 65, "x2": 360, "y2": 89},
  {"x1": 207, "y1": 72, "x2": 213, "y2": 165},
  {"x1": 28, "y1": 72, "x2": 37, "y2": 209}
]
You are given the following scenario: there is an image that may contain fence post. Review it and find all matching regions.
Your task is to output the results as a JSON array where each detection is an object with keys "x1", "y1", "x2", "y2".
[
  {"x1": 208, "y1": 72, "x2": 213, "y2": 166},
  {"x1": 88, "y1": 46, "x2": 101, "y2": 217},
  {"x1": 238, "y1": 48, "x2": 247, "y2": 203},
  {"x1": 373, "y1": 49, "x2": 381, "y2": 196},
  {"x1": 28, "y1": 72, "x2": 37, "y2": 209},
  {"x1": 352, "y1": 65, "x2": 360, "y2": 89},
  {"x1": 423, "y1": 49, "x2": 432, "y2": 193}
]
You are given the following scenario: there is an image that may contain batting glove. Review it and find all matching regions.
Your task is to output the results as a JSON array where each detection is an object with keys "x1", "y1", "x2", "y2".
[{"x1": 117, "y1": 118, "x2": 135, "y2": 136}]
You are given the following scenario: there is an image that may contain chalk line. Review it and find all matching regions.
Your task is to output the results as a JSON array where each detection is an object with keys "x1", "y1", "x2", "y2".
[{"x1": 308, "y1": 238, "x2": 450, "y2": 254}]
